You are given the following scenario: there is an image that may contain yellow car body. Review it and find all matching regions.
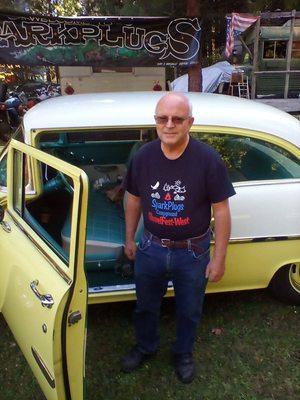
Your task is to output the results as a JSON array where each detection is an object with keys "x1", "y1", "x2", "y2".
[{"x1": 0, "y1": 92, "x2": 299, "y2": 400}]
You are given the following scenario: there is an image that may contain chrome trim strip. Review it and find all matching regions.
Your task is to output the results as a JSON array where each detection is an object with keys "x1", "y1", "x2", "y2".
[
  {"x1": 228, "y1": 235, "x2": 300, "y2": 244},
  {"x1": 233, "y1": 179, "x2": 300, "y2": 188},
  {"x1": 7, "y1": 210, "x2": 72, "y2": 285},
  {"x1": 31, "y1": 347, "x2": 55, "y2": 389}
]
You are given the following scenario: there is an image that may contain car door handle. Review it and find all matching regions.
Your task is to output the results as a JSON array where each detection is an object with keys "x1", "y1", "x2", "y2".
[
  {"x1": 0, "y1": 221, "x2": 11, "y2": 233},
  {"x1": 30, "y1": 280, "x2": 54, "y2": 309}
]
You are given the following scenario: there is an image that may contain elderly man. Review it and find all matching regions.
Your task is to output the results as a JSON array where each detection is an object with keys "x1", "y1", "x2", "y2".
[{"x1": 122, "y1": 92, "x2": 235, "y2": 383}]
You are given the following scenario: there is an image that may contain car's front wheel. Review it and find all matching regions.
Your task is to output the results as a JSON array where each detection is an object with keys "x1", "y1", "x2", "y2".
[{"x1": 269, "y1": 263, "x2": 300, "y2": 305}]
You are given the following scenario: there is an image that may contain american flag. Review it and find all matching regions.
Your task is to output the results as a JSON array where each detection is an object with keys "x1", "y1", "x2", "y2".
[{"x1": 225, "y1": 13, "x2": 259, "y2": 58}]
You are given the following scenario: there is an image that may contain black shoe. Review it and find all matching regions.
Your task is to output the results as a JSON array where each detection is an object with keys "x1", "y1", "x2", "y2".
[
  {"x1": 121, "y1": 345, "x2": 151, "y2": 373},
  {"x1": 174, "y1": 353, "x2": 195, "y2": 384}
]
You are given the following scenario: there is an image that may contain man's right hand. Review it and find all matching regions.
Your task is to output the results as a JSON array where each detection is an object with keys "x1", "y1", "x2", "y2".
[{"x1": 125, "y1": 240, "x2": 137, "y2": 260}]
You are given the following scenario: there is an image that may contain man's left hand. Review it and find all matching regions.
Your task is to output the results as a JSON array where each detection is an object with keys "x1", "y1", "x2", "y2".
[{"x1": 205, "y1": 259, "x2": 225, "y2": 282}]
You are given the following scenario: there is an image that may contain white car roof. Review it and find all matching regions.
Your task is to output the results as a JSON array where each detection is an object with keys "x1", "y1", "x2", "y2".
[{"x1": 23, "y1": 92, "x2": 300, "y2": 147}]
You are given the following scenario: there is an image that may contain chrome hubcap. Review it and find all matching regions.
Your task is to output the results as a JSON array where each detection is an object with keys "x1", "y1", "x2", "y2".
[{"x1": 289, "y1": 263, "x2": 300, "y2": 293}]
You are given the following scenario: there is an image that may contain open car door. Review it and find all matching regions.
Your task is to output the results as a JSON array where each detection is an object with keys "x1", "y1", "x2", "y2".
[{"x1": 0, "y1": 139, "x2": 88, "y2": 400}]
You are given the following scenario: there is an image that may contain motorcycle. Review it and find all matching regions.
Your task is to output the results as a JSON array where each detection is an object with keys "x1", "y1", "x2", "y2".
[
  {"x1": 5, "y1": 91, "x2": 28, "y2": 128},
  {"x1": 0, "y1": 102, "x2": 12, "y2": 142}
]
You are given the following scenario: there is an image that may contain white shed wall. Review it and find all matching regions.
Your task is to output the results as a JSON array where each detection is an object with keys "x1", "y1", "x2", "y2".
[{"x1": 59, "y1": 66, "x2": 165, "y2": 94}]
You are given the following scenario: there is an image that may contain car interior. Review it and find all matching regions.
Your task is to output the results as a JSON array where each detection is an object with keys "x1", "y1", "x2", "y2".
[
  {"x1": 22, "y1": 129, "x2": 300, "y2": 294},
  {"x1": 25, "y1": 129, "x2": 150, "y2": 293}
]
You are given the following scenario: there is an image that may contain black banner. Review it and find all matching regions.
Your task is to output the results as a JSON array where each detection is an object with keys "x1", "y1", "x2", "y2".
[{"x1": 0, "y1": 12, "x2": 202, "y2": 67}]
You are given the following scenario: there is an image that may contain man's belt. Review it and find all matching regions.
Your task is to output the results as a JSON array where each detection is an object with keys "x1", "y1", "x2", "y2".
[{"x1": 145, "y1": 228, "x2": 210, "y2": 251}]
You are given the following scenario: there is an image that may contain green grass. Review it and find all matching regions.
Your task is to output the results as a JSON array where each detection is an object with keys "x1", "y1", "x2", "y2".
[{"x1": 0, "y1": 290, "x2": 299, "y2": 400}]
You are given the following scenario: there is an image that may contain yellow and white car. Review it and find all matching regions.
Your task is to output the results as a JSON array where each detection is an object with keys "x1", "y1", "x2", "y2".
[{"x1": 0, "y1": 92, "x2": 299, "y2": 400}]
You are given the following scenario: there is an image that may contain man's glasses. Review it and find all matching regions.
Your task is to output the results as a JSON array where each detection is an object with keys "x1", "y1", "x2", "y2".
[{"x1": 154, "y1": 115, "x2": 191, "y2": 125}]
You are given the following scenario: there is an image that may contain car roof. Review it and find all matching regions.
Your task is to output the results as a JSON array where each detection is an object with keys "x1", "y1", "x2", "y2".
[{"x1": 23, "y1": 92, "x2": 300, "y2": 147}]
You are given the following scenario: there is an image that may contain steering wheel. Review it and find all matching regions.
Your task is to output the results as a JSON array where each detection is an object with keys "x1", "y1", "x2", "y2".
[
  {"x1": 57, "y1": 171, "x2": 74, "y2": 194},
  {"x1": 43, "y1": 171, "x2": 74, "y2": 195}
]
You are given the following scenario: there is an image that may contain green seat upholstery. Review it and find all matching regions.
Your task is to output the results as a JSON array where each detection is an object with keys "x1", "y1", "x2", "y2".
[
  {"x1": 61, "y1": 141, "x2": 145, "y2": 273},
  {"x1": 126, "y1": 141, "x2": 144, "y2": 167},
  {"x1": 61, "y1": 190, "x2": 128, "y2": 271}
]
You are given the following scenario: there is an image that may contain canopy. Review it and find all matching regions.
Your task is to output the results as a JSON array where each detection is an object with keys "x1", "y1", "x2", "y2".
[{"x1": 171, "y1": 61, "x2": 234, "y2": 93}]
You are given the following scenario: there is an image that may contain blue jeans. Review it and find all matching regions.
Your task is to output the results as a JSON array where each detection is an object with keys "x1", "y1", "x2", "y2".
[{"x1": 134, "y1": 231, "x2": 210, "y2": 355}]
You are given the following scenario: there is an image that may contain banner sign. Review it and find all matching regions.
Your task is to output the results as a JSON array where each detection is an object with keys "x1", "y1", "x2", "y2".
[{"x1": 0, "y1": 12, "x2": 202, "y2": 67}]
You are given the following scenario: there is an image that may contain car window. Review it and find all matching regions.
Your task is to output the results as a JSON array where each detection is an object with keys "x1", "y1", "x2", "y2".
[
  {"x1": 38, "y1": 129, "x2": 143, "y2": 146},
  {"x1": 12, "y1": 126, "x2": 25, "y2": 143},
  {"x1": 13, "y1": 150, "x2": 71, "y2": 263},
  {"x1": 0, "y1": 153, "x2": 7, "y2": 188},
  {"x1": 0, "y1": 127, "x2": 25, "y2": 191},
  {"x1": 192, "y1": 132, "x2": 300, "y2": 182},
  {"x1": 13, "y1": 150, "x2": 24, "y2": 215},
  {"x1": 66, "y1": 130, "x2": 141, "y2": 142},
  {"x1": 1, "y1": 148, "x2": 33, "y2": 193},
  {"x1": 37, "y1": 129, "x2": 157, "y2": 148}
]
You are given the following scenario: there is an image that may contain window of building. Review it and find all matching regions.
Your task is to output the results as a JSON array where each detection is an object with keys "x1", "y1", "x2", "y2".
[
  {"x1": 263, "y1": 40, "x2": 287, "y2": 59},
  {"x1": 292, "y1": 41, "x2": 300, "y2": 59}
]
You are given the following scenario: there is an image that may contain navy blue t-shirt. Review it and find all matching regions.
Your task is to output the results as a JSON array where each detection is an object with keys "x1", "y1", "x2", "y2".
[{"x1": 124, "y1": 137, "x2": 235, "y2": 240}]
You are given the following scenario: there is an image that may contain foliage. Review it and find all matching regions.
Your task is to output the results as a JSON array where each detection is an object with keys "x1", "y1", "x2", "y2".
[
  {"x1": 52, "y1": 0, "x2": 82, "y2": 16},
  {"x1": 0, "y1": 0, "x2": 82, "y2": 16},
  {"x1": 80, "y1": 0, "x2": 185, "y2": 16},
  {"x1": 247, "y1": 0, "x2": 300, "y2": 13},
  {"x1": 192, "y1": 132, "x2": 248, "y2": 172},
  {"x1": 1, "y1": 0, "x2": 298, "y2": 17},
  {"x1": 118, "y1": 0, "x2": 175, "y2": 16}
]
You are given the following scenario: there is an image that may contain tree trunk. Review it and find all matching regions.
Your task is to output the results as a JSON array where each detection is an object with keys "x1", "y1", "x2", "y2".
[{"x1": 187, "y1": 0, "x2": 202, "y2": 92}]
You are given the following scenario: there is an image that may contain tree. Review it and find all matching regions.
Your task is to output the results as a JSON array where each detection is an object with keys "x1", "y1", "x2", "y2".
[
  {"x1": 247, "y1": 0, "x2": 299, "y2": 13},
  {"x1": 0, "y1": 0, "x2": 82, "y2": 16},
  {"x1": 187, "y1": 0, "x2": 202, "y2": 91}
]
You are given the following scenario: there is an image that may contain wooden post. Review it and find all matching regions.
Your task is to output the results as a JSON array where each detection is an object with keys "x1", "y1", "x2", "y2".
[
  {"x1": 284, "y1": 10, "x2": 296, "y2": 99},
  {"x1": 251, "y1": 15, "x2": 261, "y2": 99},
  {"x1": 55, "y1": 65, "x2": 60, "y2": 84},
  {"x1": 46, "y1": 67, "x2": 51, "y2": 82},
  {"x1": 239, "y1": 36, "x2": 253, "y2": 60},
  {"x1": 187, "y1": 0, "x2": 202, "y2": 92}
]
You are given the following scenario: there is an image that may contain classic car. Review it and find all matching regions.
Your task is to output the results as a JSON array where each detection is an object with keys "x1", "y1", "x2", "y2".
[{"x1": 0, "y1": 92, "x2": 299, "y2": 400}]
